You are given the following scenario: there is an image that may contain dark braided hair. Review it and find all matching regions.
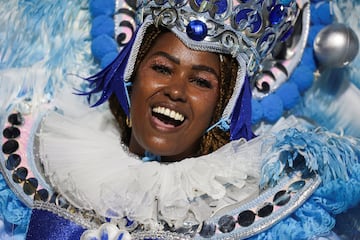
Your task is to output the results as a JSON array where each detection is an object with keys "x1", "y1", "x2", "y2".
[{"x1": 109, "y1": 24, "x2": 238, "y2": 157}]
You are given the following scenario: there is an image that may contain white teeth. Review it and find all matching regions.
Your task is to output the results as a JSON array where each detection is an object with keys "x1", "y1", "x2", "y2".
[{"x1": 152, "y1": 106, "x2": 185, "y2": 122}]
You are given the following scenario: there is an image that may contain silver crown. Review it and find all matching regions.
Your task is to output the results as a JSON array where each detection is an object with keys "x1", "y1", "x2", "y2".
[{"x1": 134, "y1": 0, "x2": 299, "y2": 76}]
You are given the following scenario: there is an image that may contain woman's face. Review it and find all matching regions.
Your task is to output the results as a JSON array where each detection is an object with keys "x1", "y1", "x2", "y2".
[{"x1": 129, "y1": 32, "x2": 220, "y2": 161}]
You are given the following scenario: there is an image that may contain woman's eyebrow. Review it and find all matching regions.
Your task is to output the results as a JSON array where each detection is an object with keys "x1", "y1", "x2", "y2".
[
  {"x1": 150, "y1": 51, "x2": 219, "y2": 80},
  {"x1": 150, "y1": 51, "x2": 180, "y2": 64},
  {"x1": 192, "y1": 65, "x2": 220, "y2": 81}
]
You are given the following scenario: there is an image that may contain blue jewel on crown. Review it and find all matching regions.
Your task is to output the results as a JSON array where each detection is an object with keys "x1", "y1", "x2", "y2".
[
  {"x1": 186, "y1": 19, "x2": 208, "y2": 41},
  {"x1": 194, "y1": 0, "x2": 228, "y2": 15},
  {"x1": 234, "y1": 7, "x2": 262, "y2": 33},
  {"x1": 269, "y1": 4, "x2": 287, "y2": 25}
]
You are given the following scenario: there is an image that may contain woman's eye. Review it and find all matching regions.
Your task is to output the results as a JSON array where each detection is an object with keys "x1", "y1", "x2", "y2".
[
  {"x1": 191, "y1": 78, "x2": 212, "y2": 89},
  {"x1": 151, "y1": 64, "x2": 171, "y2": 75}
]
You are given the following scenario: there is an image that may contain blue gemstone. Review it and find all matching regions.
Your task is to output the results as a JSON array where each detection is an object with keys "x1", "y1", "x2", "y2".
[
  {"x1": 199, "y1": 222, "x2": 216, "y2": 238},
  {"x1": 186, "y1": 20, "x2": 208, "y2": 41},
  {"x1": 269, "y1": 4, "x2": 286, "y2": 25},
  {"x1": 235, "y1": 9, "x2": 252, "y2": 25},
  {"x1": 218, "y1": 215, "x2": 236, "y2": 233},
  {"x1": 6, "y1": 154, "x2": 21, "y2": 170},
  {"x1": 281, "y1": 26, "x2": 294, "y2": 42},
  {"x1": 235, "y1": 9, "x2": 262, "y2": 33},
  {"x1": 195, "y1": 0, "x2": 227, "y2": 14},
  {"x1": 215, "y1": 0, "x2": 228, "y2": 14}
]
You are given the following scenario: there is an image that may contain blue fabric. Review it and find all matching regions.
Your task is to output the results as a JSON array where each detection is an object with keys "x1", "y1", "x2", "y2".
[
  {"x1": 79, "y1": 30, "x2": 139, "y2": 114},
  {"x1": 275, "y1": 82, "x2": 301, "y2": 110},
  {"x1": 230, "y1": 75, "x2": 256, "y2": 140},
  {"x1": 260, "y1": 94, "x2": 284, "y2": 123},
  {"x1": 0, "y1": 173, "x2": 31, "y2": 239},
  {"x1": 26, "y1": 208, "x2": 85, "y2": 240}
]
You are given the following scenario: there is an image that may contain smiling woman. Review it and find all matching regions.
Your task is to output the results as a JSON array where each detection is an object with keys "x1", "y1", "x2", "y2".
[{"x1": 109, "y1": 26, "x2": 237, "y2": 161}]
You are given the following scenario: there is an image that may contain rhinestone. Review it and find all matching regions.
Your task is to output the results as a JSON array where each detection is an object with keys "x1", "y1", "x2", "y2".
[
  {"x1": 3, "y1": 126, "x2": 21, "y2": 139},
  {"x1": 34, "y1": 189, "x2": 49, "y2": 201},
  {"x1": 186, "y1": 20, "x2": 208, "y2": 41},
  {"x1": 273, "y1": 190, "x2": 291, "y2": 206},
  {"x1": 269, "y1": 4, "x2": 286, "y2": 25},
  {"x1": 281, "y1": 25, "x2": 294, "y2": 42},
  {"x1": 12, "y1": 167, "x2": 28, "y2": 183},
  {"x1": 199, "y1": 222, "x2": 216, "y2": 238},
  {"x1": 5, "y1": 154, "x2": 21, "y2": 170},
  {"x1": 257, "y1": 203, "x2": 273, "y2": 218},
  {"x1": 289, "y1": 180, "x2": 306, "y2": 191},
  {"x1": 218, "y1": 215, "x2": 236, "y2": 233},
  {"x1": 8, "y1": 113, "x2": 23, "y2": 125},
  {"x1": 23, "y1": 178, "x2": 38, "y2": 195},
  {"x1": 2, "y1": 140, "x2": 19, "y2": 154},
  {"x1": 237, "y1": 210, "x2": 256, "y2": 227}
]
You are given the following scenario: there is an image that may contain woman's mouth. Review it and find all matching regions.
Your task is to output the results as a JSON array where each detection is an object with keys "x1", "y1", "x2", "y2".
[{"x1": 152, "y1": 106, "x2": 185, "y2": 127}]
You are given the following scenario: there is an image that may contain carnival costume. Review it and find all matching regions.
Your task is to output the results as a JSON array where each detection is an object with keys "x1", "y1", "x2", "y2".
[{"x1": 0, "y1": 0, "x2": 360, "y2": 239}]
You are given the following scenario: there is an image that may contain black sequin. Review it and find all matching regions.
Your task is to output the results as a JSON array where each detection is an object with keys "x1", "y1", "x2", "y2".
[
  {"x1": 199, "y1": 222, "x2": 216, "y2": 238},
  {"x1": 3, "y1": 126, "x2": 21, "y2": 139},
  {"x1": 34, "y1": 189, "x2": 49, "y2": 201},
  {"x1": 257, "y1": 203, "x2": 274, "y2": 218},
  {"x1": 273, "y1": 190, "x2": 291, "y2": 206},
  {"x1": 289, "y1": 180, "x2": 306, "y2": 192},
  {"x1": 8, "y1": 113, "x2": 23, "y2": 125},
  {"x1": 2, "y1": 140, "x2": 19, "y2": 154},
  {"x1": 238, "y1": 210, "x2": 256, "y2": 227},
  {"x1": 5, "y1": 154, "x2": 21, "y2": 170},
  {"x1": 23, "y1": 178, "x2": 38, "y2": 195},
  {"x1": 218, "y1": 215, "x2": 236, "y2": 233},
  {"x1": 12, "y1": 167, "x2": 28, "y2": 183}
]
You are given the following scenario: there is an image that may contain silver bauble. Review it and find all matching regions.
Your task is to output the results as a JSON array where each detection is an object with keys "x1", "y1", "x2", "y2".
[{"x1": 314, "y1": 23, "x2": 359, "y2": 68}]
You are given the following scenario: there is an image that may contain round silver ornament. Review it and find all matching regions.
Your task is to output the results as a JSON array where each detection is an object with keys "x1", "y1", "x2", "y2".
[{"x1": 314, "y1": 23, "x2": 359, "y2": 68}]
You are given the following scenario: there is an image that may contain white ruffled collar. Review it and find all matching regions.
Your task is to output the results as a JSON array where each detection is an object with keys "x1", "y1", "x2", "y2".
[{"x1": 38, "y1": 99, "x2": 264, "y2": 230}]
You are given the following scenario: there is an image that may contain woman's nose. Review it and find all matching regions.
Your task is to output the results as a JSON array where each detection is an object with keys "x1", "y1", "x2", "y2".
[{"x1": 163, "y1": 74, "x2": 187, "y2": 102}]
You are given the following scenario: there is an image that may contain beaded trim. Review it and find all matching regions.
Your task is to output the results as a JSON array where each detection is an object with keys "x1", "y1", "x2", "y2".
[
  {"x1": 0, "y1": 110, "x2": 106, "y2": 230},
  {"x1": 195, "y1": 173, "x2": 320, "y2": 239},
  {"x1": 126, "y1": 170, "x2": 320, "y2": 239},
  {"x1": 0, "y1": 111, "x2": 52, "y2": 207},
  {"x1": 33, "y1": 201, "x2": 99, "y2": 230}
]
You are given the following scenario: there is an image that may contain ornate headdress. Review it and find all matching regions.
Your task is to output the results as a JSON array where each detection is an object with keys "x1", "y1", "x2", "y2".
[{"x1": 84, "y1": 0, "x2": 303, "y2": 140}]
